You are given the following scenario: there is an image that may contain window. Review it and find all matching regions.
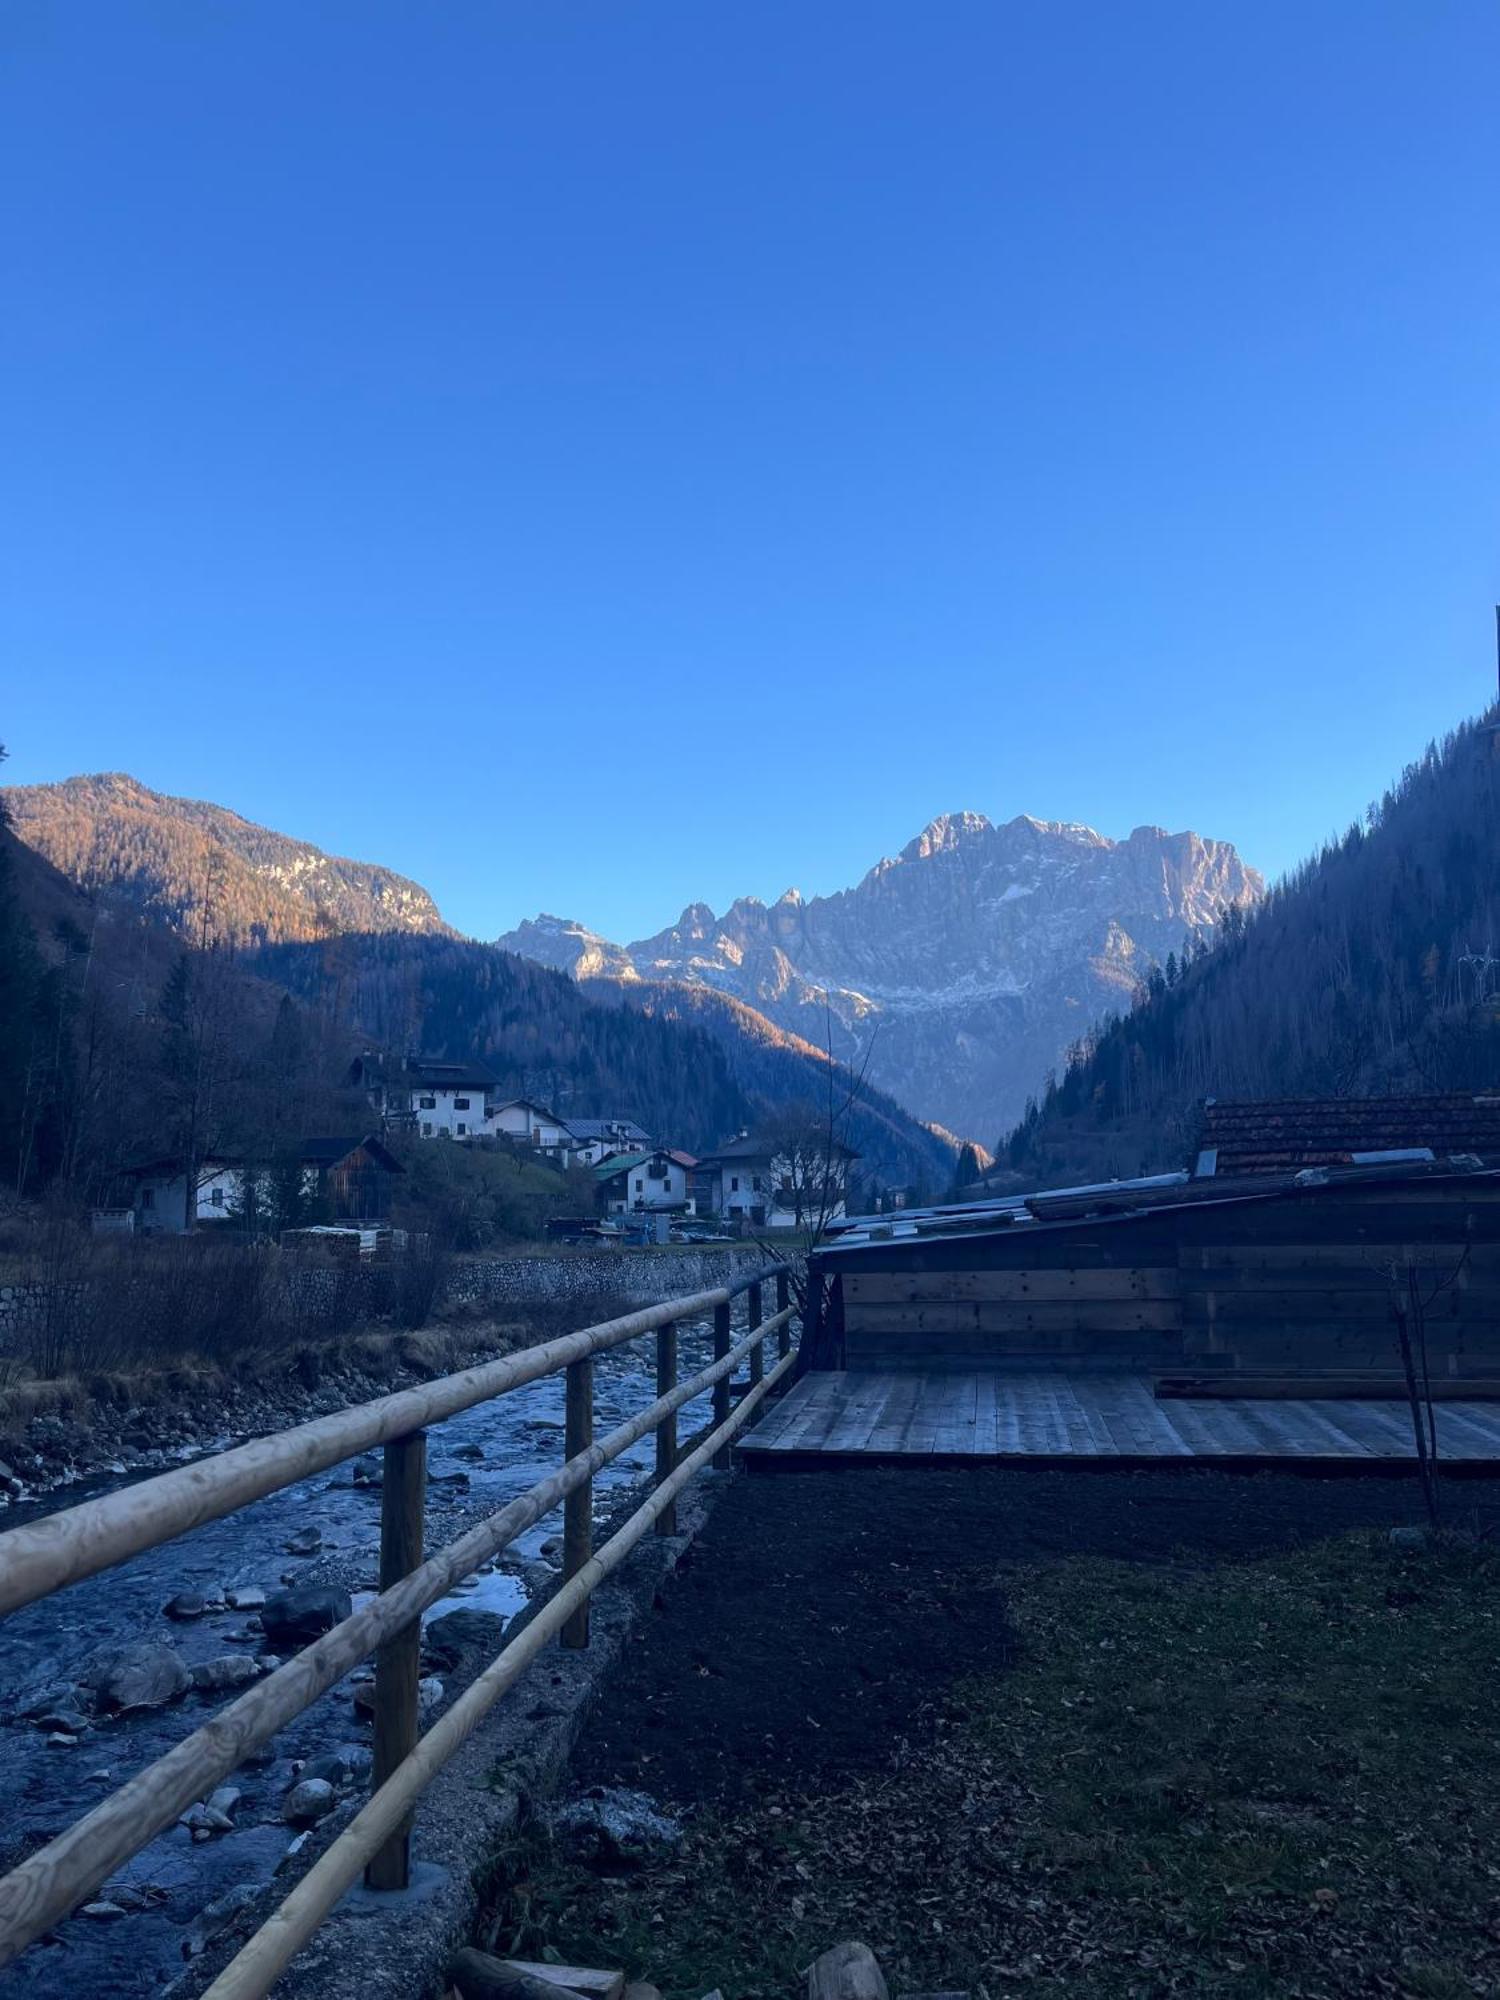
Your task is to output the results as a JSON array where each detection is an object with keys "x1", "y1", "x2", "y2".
[
  {"x1": 752, "y1": 1175, "x2": 763, "y2": 1193},
  {"x1": 455, "y1": 1096, "x2": 471, "y2": 1110},
  {"x1": 730, "y1": 1175, "x2": 740, "y2": 1192},
  {"x1": 210, "y1": 1186, "x2": 224, "y2": 1207},
  {"x1": 456, "y1": 1122, "x2": 467, "y2": 1137},
  {"x1": 633, "y1": 1177, "x2": 644, "y2": 1193},
  {"x1": 140, "y1": 1186, "x2": 155, "y2": 1210},
  {"x1": 419, "y1": 1095, "x2": 436, "y2": 1110},
  {"x1": 422, "y1": 1122, "x2": 433, "y2": 1137}
]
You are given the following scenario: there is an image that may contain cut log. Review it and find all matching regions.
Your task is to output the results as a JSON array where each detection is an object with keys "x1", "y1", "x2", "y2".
[
  {"x1": 449, "y1": 1950, "x2": 599, "y2": 2000},
  {"x1": 807, "y1": 1941, "x2": 890, "y2": 2000},
  {"x1": 508, "y1": 1965, "x2": 626, "y2": 2000}
]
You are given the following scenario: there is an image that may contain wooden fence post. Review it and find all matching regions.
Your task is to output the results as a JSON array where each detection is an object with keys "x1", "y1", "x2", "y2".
[
  {"x1": 776, "y1": 1269, "x2": 791, "y2": 1357},
  {"x1": 365, "y1": 1429, "x2": 427, "y2": 1892},
  {"x1": 748, "y1": 1280, "x2": 764, "y2": 1388},
  {"x1": 561, "y1": 1357, "x2": 593, "y2": 1648},
  {"x1": 712, "y1": 1298, "x2": 733, "y2": 1469},
  {"x1": 655, "y1": 1321, "x2": 678, "y2": 1536}
]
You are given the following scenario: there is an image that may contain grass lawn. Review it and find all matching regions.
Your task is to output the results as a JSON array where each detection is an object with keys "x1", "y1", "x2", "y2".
[{"x1": 493, "y1": 1531, "x2": 1500, "y2": 1999}]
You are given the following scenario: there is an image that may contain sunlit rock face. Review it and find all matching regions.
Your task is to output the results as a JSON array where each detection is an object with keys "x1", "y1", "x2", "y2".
[{"x1": 499, "y1": 812, "x2": 1263, "y2": 1140}]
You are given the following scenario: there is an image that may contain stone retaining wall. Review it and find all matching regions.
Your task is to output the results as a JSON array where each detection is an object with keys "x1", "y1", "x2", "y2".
[{"x1": 0, "y1": 1246, "x2": 775, "y2": 1350}]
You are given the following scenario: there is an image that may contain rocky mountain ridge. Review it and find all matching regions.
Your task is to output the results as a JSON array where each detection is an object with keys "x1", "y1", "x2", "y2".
[
  {"x1": 4, "y1": 774, "x2": 450, "y2": 946},
  {"x1": 499, "y1": 811, "x2": 1264, "y2": 1136}
]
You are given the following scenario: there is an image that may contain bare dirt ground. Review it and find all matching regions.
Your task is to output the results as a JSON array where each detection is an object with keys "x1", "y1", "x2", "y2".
[{"x1": 476, "y1": 1464, "x2": 1500, "y2": 2000}]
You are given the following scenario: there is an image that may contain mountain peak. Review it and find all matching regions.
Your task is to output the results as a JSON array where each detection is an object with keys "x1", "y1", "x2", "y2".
[
  {"x1": 502, "y1": 808, "x2": 1262, "y2": 1136},
  {"x1": 902, "y1": 810, "x2": 993, "y2": 861}
]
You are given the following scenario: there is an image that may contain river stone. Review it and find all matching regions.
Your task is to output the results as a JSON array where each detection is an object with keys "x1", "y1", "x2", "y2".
[
  {"x1": 190, "y1": 1653, "x2": 261, "y2": 1691},
  {"x1": 553, "y1": 1787, "x2": 683, "y2": 1868},
  {"x1": 284, "y1": 1526, "x2": 322, "y2": 1556},
  {"x1": 226, "y1": 1585, "x2": 267, "y2": 1610},
  {"x1": 164, "y1": 1591, "x2": 207, "y2": 1621},
  {"x1": 80, "y1": 1900, "x2": 127, "y2": 1921},
  {"x1": 298, "y1": 1751, "x2": 352, "y2": 1790},
  {"x1": 283, "y1": 1778, "x2": 337, "y2": 1825},
  {"x1": 454, "y1": 1443, "x2": 485, "y2": 1461},
  {"x1": 184, "y1": 1882, "x2": 262, "y2": 1957},
  {"x1": 1389, "y1": 1524, "x2": 1432, "y2": 1550},
  {"x1": 352, "y1": 1675, "x2": 444, "y2": 1723},
  {"x1": 423, "y1": 1609, "x2": 506, "y2": 1674},
  {"x1": 260, "y1": 1585, "x2": 352, "y2": 1651},
  {"x1": 34, "y1": 1708, "x2": 91, "y2": 1735},
  {"x1": 208, "y1": 1785, "x2": 242, "y2": 1817},
  {"x1": 80, "y1": 1640, "x2": 189, "y2": 1714}
]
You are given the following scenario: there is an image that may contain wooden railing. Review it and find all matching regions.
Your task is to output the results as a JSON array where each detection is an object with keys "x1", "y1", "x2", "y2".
[{"x1": 0, "y1": 1263, "x2": 796, "y2": 1994}]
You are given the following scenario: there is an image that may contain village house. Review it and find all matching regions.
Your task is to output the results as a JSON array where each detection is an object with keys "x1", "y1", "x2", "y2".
[
  {"x1": 563, "y1": 1116, "x2": 655, "y2": 1167},
  {"x1": 349, "y1": 1055, "x2": 503, "y2": 1140},
  {"x1": 484, "y1": 1097, "x2": 575, "y2": 1159},
  {"x1": 595, "y1": 1148, "x2": 696, "y2": 1216},
  {"x1": 127, "y1": 1136, "x2": 404, "y2": 1234},
  {"x1": 406, "y1": 1059, "x2": 500, "y2": 1140},
  {"x1": 696, "y1": 1132, "x2": 858, "y2": 1232}
]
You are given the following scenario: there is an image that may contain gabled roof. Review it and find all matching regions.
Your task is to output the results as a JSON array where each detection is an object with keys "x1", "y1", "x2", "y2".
[
  {"x1": 123, "y1": 1153, "x2": 242, "y2": 1179},
  {"x1": 699, "y1": 1136, "x2": 774, "y2": 1164},
  {"x1": 564, "y1": 1116, "x2": 654, "y2": 1145},
  {"x1": 594, "y1": 1150, "x2": 655, "y2": 1182},
  {"x1": 492, "y1": 1096, "x2": 564, "y2": 1122},
  {"x1": 1194, "y1": 1093, "x2": 1500, "y2": 1177},
  {"x1": 699, "y1": 1134, "x2": 859, "y2": 1166},
  {"x1": 300, "y1": 1135, "x2": 405, "y2": 1174},
  {"x1": 405, "y1": 1057, "x2": 499, "y2": 1090}
]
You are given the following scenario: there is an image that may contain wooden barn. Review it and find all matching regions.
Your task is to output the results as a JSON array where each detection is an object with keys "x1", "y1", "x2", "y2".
[{"x1": 741, "y1": 1095, "x2": 1500, "y2": 1468}]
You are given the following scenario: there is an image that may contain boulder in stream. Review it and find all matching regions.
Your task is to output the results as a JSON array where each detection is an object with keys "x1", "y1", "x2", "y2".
[
  {"x1": 283, "y1": 1777, "x2": 337, "y2": 1825},
  {"x1": 190, "y1": 1654, "x2": 262, "y2": 1692},
  {"x1": 260, "y1": 1585, "x2": 352, "y2": 1651},
  {"x1": 79, "y1": 1640, "x2": 190, "y2": 1714}
]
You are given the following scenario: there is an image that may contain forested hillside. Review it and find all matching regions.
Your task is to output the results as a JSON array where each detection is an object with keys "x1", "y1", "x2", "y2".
[
  {"x1": 1003, "y1": 711, "x2": 1500, "y2": 1187},
  {"x1": 596, "y1": 977, "x2": 965, "y2": 1196},
  {"x1": 4, "y1": 773, "x2": 450, "y2": 946},
  {"x1": 251, "y1": 935, "x2": 958, "y2": 1193}
]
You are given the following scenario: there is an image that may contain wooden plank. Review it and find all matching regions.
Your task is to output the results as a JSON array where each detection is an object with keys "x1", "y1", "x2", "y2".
[
  {"x1": 1180, "y1": 1290, "x2": 1468, "y2": 1326},
  {"x1": 1157, "y1": 1374, "x2": 1500, "y2": 1400},
  {"x1": 1183, "y1": 1241, "x2": 1500, "y2": 1273},
  {"x1": 845, "y1": 1329, "x2": 1183, "y2": 1368},
  {"x1": 845, "y1": 1268, "x2": 1180, "y2": 1305},
  {"x1": 847, "y1": 1301, "x2": 1183, "y2": 1336},
  {"x1": 862, "y1": 1370, "x2": 928, "y2": 1451}
]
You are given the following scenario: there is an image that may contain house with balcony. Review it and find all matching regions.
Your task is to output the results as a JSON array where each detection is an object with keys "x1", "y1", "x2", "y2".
[{"x1": 595, "y1": 1148, "x2": 695, "y2": 1216}]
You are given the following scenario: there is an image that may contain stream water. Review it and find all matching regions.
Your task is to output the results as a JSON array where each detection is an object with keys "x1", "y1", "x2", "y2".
[{"x1": 0, "y1": 1317, "x2": 719, "y2": 1998}]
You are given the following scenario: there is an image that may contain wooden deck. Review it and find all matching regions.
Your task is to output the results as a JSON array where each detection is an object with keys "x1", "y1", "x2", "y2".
[{"x1": 737, "y1": 1370, "x2": 1500, "y2": 1468}]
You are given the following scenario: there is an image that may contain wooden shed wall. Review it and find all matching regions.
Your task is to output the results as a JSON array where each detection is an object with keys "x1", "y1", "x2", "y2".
[{"x1": 832, "y1": 1181, "x2": 1500, "y2": 1376}]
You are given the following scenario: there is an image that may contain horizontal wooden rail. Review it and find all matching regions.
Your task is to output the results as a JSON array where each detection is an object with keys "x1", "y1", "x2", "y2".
[
  {"x1": 203, "y1": 1345, "x2": 798, "y2": 2000},
  {"x1": 0, "y1": 1271, "x2": 787, "y2": 1618},
  {"x1": 0, "y1": 1304, "x2": 793, "y2": 1967}
]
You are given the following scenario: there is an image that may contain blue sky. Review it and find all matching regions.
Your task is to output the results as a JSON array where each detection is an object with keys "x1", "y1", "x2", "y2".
[{"x1": 3, "y1": 2, "x2": 1497, "y2": 942}]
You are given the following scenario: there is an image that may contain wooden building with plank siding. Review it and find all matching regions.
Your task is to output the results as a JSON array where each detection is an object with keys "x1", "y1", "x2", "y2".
[{"x1": 808, "y1": 1164, "x2": 1500, "y2": 1386}]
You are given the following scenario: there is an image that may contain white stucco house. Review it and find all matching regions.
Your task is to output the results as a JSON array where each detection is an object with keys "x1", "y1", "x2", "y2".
[
  {"x1": 595, "y1": 1149, "x2": 696, "y2": 1216},
  {"x1": 485, "y1": 1098, "x2": 575, "y2": 1160},
  {"x1": 404, "y1": 1059, "x2": 501, "y2": 1140},
  {"x1": 696, "y1": 1133, "x2": 858, "y2": 1231},
  {"x1": 564, "y1": 1116, "x2": 655, "y2": 1167}
]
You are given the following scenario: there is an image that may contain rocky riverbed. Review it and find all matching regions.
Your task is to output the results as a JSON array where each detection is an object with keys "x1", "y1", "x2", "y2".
[{"x1": 0, "y1": 1313, "x2": 722, "y2": 1997}]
